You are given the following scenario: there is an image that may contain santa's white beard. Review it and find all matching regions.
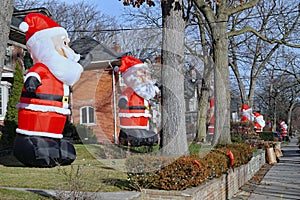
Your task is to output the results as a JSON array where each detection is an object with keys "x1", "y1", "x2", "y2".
[
  {"x1": 123, "y1": 69, "x2": 156, "y2": 100},
  {"x1": 28, "y1": 39, "x2": 83, "y2": 86}
]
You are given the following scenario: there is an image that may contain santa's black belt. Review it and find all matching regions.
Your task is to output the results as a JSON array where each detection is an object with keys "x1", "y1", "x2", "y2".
[
  {"x1": 21, "y1": 92, "x2": 69, "y2": 103},
  {"x1": 125, "y1": 106, "x2": 147, "y2": 110}
]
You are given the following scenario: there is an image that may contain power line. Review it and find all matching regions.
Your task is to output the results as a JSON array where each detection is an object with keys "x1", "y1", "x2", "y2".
[{"x1": 67, "y1": 7, "x2": 300, "y2": 33}]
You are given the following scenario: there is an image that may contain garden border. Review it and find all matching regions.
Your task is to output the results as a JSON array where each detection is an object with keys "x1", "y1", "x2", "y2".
[{"x1": 139, "y1": 150, "x2": 265, "y2": 200}]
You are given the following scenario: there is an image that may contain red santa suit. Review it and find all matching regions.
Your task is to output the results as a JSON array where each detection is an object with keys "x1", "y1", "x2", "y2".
[
  {"x1": 279, "y1": 120, "x2": 288, "y2": 141},
  {"x1": 117, "y1": 56, "x2": 159, "y2": 147},
  {"x1": 240, "y1": 104, "x2": 253, "y2": 122},
  {"x1": 118, "y1": 87, "x2": 151, "y2": 130},
  {"x1": 13, "y1": 13, "x2": 83, "y2": 167},
  {"x1": 253, "y1": 112, "x2": 265, "y2": 132},
  {"x1": 17, "y1": 63, "x2": 70, "y2": 138}
]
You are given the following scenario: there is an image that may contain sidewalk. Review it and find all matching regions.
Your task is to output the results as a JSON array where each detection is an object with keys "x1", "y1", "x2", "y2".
[{"x1": 233, "y1": 136, "x2": 300, "y2": 200}]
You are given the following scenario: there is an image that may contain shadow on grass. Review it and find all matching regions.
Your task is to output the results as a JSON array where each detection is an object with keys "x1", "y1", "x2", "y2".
[
  {"x1": 0, "y1": 146, "x2": 25, "y2": 167},
  {"x1": 27, "y1": 189, "x2": 56, "y2": 199}
]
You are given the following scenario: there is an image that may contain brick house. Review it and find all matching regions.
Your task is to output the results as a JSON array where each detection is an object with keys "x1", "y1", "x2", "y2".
[{"x1": 70, "y1": 37, "x2": 124, "y2": 144}]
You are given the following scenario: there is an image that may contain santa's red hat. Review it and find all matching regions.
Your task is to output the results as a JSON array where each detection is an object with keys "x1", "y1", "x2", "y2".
[
  {"x1": 241, "y1": 104, "x2": 250, "y2": 110},
  {"x1": 253, "y1": 112, "x2": 261, "y2": 117},
  {"x1": 19, "y1": 13, "x2": 67, "y2": 44},
  {"x1": 118, "y1": 56, "x2": 145, "y2": 73}
]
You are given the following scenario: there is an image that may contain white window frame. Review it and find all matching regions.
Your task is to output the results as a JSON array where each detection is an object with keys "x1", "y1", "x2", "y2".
[
  {"x1": 80, "y1": 106, "x2": 95, "y2": 126},
  {"x1": 0, "y1": 81, "x2": 12, "y2": 121}
]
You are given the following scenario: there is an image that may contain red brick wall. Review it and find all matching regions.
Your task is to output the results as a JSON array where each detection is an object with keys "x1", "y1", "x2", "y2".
[{"x1": 72, "y1": 68, "x2": 119, "y2": 144}]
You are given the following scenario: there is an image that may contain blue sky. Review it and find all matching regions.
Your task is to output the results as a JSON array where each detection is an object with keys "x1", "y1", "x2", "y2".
[{"x1": 91, "y1": 0, "x2": 125, "y2": 17}]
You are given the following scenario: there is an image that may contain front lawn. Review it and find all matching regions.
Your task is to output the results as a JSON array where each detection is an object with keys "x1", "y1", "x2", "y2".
[{"x1": 0, "y1": 144, "x2": 129, "y2": 194}]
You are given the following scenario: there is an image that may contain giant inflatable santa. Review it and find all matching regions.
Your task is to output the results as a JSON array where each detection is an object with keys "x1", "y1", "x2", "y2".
[
  {"x1": 117, "y1": 56, "x2": 159, "y2": 147},
  {"x1": 279, "y1": 120, "x2": 288, "y2": 141},
  {"x1": 253, "y1": 112, "x2": 265, "y2": 132},
  {"x1": 13, "y1": 13, "x2": 83, "y2": 167},
  {"x1": 240, "y1": 104, "x2": 253, "y2": 122}
]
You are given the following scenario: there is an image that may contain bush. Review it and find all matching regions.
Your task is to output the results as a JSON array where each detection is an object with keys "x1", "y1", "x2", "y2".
[
  {"x1": 63, "y1": 122, "x2": 97, "y2": 144},
  {"x1": 75, "y1": 124, "x2": 97, "y2": 144},
  {"x1": 230, "y1": 121, "x2": 257, "y2": 143},
  {"x1": 1, "y1": 63, "x2": 23, "y2": 145},
  {"x1": 126, "y1": 143, "x2": 253, "y2": 191},
  {"x1": 258, "y1": 132, "x2": 274, "y2": 141}
]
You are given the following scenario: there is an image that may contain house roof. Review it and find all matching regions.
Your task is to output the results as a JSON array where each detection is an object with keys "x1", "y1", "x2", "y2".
[
  {"x1": 9, "y1": 16, "x2": 26, "y2": 45},
  {"x1": 70, "y1": 37, "x2": 124, "y2": 70},
  {"x1": 10, "y1": 7, "x2": 52, "y2": 46}
]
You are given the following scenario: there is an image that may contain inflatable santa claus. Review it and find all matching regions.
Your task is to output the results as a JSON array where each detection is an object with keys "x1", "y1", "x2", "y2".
[
  {"x1": 240, "y1": 104, "x2": 253, "y2": 122},
  {"x1": 253, "y1": 112, "x2": 265, "y2": 132},
  {"x1": 13, "y1": 13, "x2": 83, "y2": 167},
  {"x1": 279, "y1": 120, "x2": 289, "y2": 141},
  {"x1": 117, "y1": 56, "x2": 159, "y2": 147}
]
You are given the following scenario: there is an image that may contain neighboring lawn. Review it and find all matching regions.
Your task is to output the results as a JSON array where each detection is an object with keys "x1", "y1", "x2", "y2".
[
  {"x1": 0, "y1": 144, "x2": 130, "y2": 194},
  {"x1": 0, "y1": 188, "x2": 54, "y2": 200}
]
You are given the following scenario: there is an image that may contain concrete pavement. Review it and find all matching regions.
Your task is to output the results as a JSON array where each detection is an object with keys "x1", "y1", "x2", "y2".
[
  {"x1": 248, "y1": 136, "x2": 300, "y2": 200},
  {"x1": 232, "y1": 136, "x2": 300, "y2": 200}
]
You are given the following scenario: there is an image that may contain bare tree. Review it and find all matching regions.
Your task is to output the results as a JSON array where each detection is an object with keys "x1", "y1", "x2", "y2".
[
  {"x1": 228, "y1": 0, "x2": 300, "y2": 108},
  {"x1": 190, "y1": 0, "x2": 260, "y2": 145},
  {"x1": 0, "y1": 0, "x2": 15, "y2": 80},
  {"x1": 120, "y1": 0, "x2": 189, "y2": 156},
  {"x1": 160, "y1": 0, "x2": 189, "y2": 156},
  {"x1": 14, "y1": 0, "x2": 118, "y2": 43}
]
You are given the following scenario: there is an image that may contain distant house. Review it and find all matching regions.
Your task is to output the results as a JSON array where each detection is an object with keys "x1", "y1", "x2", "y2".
[
  {"x1": 0, "y1": 8, "x2": 51, "y2": 125},
  {"x1": 70, "y1": 37, "x2": 124, "y2": 144}
]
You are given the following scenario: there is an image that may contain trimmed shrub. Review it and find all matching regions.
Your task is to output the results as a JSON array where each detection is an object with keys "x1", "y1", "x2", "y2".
[
  {"x1": 230, "y1": 121, "x2": 257, "y2": 143},
  {"x1": 75, "y1": 124, "x2": 97, "y2": 144},
  {"x1": 126, "y1": 143, "x2": 253, "y2": 191},
  {"x1": 258, "y1": 131, "x2": 274, "y2": 141}
]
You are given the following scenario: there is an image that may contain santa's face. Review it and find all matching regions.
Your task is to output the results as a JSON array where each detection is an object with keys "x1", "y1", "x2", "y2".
[
  {"x1": 52, "y1": 34, "x2": 80, "y2": 62},
  {"x1": 123, "y1": 65, "x2": 157, "y2": 100},
  {"x1": 28, "y1": 32, "x2": 83, "y2": 86}
]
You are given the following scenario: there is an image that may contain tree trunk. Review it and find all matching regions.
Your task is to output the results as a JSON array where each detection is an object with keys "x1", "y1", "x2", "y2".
[
  {"x1": 0, "y1": 0, "x2": 14, "y2": 80},
  {"x1": 211, "y1": 19, "x2": 231, "y2": 146},
  {"x1": 196, "y1": 68, "x2": 213, "y2": 143},
  {"x1": 287, "y1": 102, "x2": 296, "y2": 134},
  {"x1": 160, "y1": 0, "x2": 189, "y2": 156}
]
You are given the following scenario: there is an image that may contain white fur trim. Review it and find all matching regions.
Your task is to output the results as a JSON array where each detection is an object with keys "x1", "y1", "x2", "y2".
[
  {"x1": 25, "y1": 72, "x2": 41, "y2": 82},
  {"x1": 120, "y1": 125, "x2": 149, "y2": 130},
  {"x1": 119, "y1": 95, "x2": 128, "y2": 102},
  {"x1": 17, "y1": 103, "x2": 70, "y2": 115},
  {"x1": 16, "y1": 128, "x2": 63, "y2": 139},
  {"x1": 130, "y1": 63, "x2": 148, "y2": 70},
  {"x1": 27, "y1": 27, "x2": 68, "y2": 47},
  {"x1": 118, "y1": 113, "x2": 151, "y2": 118},
  {"x1": 19, "y1": 22, "x2": 29, "y2": 32}
]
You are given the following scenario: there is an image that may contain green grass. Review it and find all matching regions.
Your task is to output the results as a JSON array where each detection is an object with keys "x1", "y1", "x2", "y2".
[
  {"x1": 188, "y1": 142, "x2": 213, "y2": 155},
  {"x1": 0, "y1": 188, "x2": 54, "y2": 200},
  {"x1": 0, "y1": 144, "x2": 129, "y2": 197}
]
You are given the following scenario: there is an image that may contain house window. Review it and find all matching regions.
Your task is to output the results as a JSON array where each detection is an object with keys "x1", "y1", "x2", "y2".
[
  {"x1": 80, "y1": 106, "x2": 95, "y2": 125},
  {"x1": 0, "y1": 82, "x2": 11, "y2": 121},
  {"x1": 4, "y1": 46, "x2": 12, "y2": 69}
]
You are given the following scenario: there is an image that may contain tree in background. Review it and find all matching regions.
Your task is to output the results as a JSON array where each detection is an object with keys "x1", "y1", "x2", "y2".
[
  {"x1": 14, "y1": 0, "x2": 118, "y2": 43},
  {"x1": 120, "y1": 0, "x2": 189, "y2": 156},
  {"x1": 229, "y1": 0, "x2": 300, "y2": 108},
  {"x1": 1, "y1": 62, "x2": 24, "y2": 145},
  {"x1": 0, "y1": 0, "x2": 14, "y2": 81}
]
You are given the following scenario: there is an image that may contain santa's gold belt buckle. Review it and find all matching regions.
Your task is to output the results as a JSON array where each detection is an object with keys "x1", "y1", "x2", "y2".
[{"x1": 62, "y1": 96, "x2": 69, "y2": 104}]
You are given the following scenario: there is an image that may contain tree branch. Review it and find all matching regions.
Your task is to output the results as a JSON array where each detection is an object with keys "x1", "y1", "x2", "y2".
[
  {"x1": 227, "y1": 0, "x2": 259, "y2": 15},
  {"x1": 228, "y1": 26, "x2": 300, "y2": 48}
]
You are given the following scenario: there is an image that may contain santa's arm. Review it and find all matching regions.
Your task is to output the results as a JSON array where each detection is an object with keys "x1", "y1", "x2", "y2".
[
  {"x1": 24, "y1": 72, "x2": 41, "y2": 92},
  {"x1": 118, "y1": 95, "x2": 128, "y2": 109}
]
